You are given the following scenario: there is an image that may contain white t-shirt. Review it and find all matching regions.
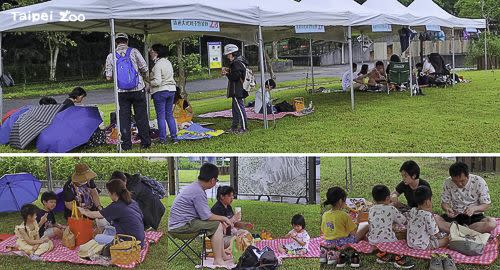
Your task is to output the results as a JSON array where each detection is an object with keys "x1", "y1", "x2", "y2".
[
  {"x1": 284, "y1": 229, "x2": 310, "y2": 251},
  {"x1": 441, "y1": 174, "x2": 491, "y2": 214},
  {"x1": 407, "y1": 208, "x2": 439, "y2": 250},
  {"x1": 422, "y1": 60, "x2": 435, "y2": 74},
  {"x1": 254, "y1": 90, "x2": 270, "y2": 113},
  {"x1": 341, "y1": 70, "x2": 352, "y2": 91},
  {"x1": 367, "y1": 204, "x2": 407, "y2": 244}
]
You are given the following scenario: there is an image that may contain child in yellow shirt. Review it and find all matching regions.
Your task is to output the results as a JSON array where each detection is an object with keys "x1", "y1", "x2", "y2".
[{"x1": 320, "y1": 187, "x2": 366, "y2": 267}]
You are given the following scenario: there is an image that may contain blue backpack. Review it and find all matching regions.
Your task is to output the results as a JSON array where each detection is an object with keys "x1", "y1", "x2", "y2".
[
  {"x1": 116, "y1": 48, "x2": 139, "y2": 90},
  {"x1": 141, "y1": 176, "x2": 167, "y2": 200}
]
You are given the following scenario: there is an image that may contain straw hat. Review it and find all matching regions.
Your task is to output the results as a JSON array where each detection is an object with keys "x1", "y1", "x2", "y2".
[{"x1": 71, "y1": 163, "x2": 97, "y2": 184}]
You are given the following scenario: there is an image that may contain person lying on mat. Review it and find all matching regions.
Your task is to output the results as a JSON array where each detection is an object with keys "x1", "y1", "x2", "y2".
[
  {"x1": 278, "y1": 214, "x2": 310, "y2": 255},
  {"x1": 78, "y1": 179, "x2": 145, "y2": 248},
  {"x1": 211, "y1": 186, "x2": 253, "y2": 253},
  {"x1": 169, "y1": 163, "x2": 234, "y2": 267},
  {"x1": 434, "y1": 162, "x2": 496, "y2": 234},
  {"x1": 407, "y1": 186, "x2": 449, "y2": 250},
  {"x1": 391, "y1": 160, "x2": 431, "y2": 211},
  {"x1": 367, "y1": 61, "x2": 387, "y2": 91},
  {"x1": 62, "y1": 163, "x2": 103, "y2": 220}
]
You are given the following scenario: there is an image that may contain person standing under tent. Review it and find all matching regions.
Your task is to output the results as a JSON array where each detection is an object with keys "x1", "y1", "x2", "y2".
[
  {"x1": 148, "y1": 44, "x2": 178, "y2": 144},
  {"x1": 105, "y1": 33, "x2": 151, "y2": 151},
  {"x1": 222, "y1": 44, "x2": 249, "y2": 134}
]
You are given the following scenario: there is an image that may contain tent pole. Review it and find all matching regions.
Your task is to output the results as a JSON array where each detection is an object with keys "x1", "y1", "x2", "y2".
[
  {"x1": 341, "y1": 43, "x2": 345, "y2": 64},
  {"x1": 408, "y1": 27, "x2": 413, "y2": 97},
  {"x1": 483, "y1": 29, "x2": 487, "y2": 70},
  {"x1": 360, "y1": 32, "x2": 364, "y2": 64},
  {"x1": 452, "y1": 28, "x2": 456, "y2": 86},
  {"x1": 348, "y1": 157, "x2": 353, "y2": 192},
  {"x1": 0, "y1": 32, "x2": 3, "y2": 124},
  {"x1": 45, "y1": 157, "x2": 53, "y2": 191},
  {"x1": 174, "y1": 157, "x2": 180, "y2": 195},
  {"x1": 348, "y1": 26, "x2": 355, "y2": 111},
  {"x1": 258, "y1": 25, "x2": 268, "y2": 129},
  {"x1": 110, "y1": 19, "x2": 122, "y2": 152},
  {"x1": 144, "y1": 30, "x2": 151, "y2": 120},
  {"x1": 309, "y1": 37, "x2": 315, "y2": 92}
]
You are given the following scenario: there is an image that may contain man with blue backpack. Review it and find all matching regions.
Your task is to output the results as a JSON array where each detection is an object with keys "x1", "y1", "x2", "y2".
[{"x1": 105, "y1": 33, "x2": 151, "y2": 150}]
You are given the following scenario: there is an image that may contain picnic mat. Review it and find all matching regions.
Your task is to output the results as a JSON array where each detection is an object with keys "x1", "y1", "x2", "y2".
[
  {"x1": 346, "y1": 218, "x2": 500, "y2": 265},
  {"x1": 254, "y1": 237, "x2": 321, "y2": 259},
  {"x1": 198, "y1": 107, "x2": 306, "y2": 121},
  {"x1": 0, "y1": 231, "x2": 163, "y2": 268}
]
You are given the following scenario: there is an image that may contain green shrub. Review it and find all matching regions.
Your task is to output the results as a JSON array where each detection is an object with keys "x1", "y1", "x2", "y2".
[{"x1": 466, "y1": 33, "x2": 500, "y2": 66}]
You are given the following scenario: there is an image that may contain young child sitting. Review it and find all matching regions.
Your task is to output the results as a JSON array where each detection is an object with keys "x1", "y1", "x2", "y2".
[
  {"x1": 36, "y1": 191, "x2": 65, "y2": 239},
  {"x1": 278, "y1": 214, "x2": 310, "y2": 255},
  {"x1": 15, "y1": 204, "x2": 54, "y2": 258},
  {"x1": 369, "y1": 185, "x2": 414, "y2": 268},
  {"x1": 407, "y1": 186, "x2": 449, "y2": 250},
  {"x1": 320, "y1": 187, "x2": 363, "y2": 268}
]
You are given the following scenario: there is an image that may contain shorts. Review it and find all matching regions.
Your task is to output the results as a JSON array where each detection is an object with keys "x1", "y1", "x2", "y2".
[
  {"x1": 169, "y1": 219, "x2": 220, "y2": 237},
  {"x1": 442, "y1": 213, "x2": 486, "y2": 226},
  {"x1": 322, "y1": 235, "x2": 357, "y2": 248}
]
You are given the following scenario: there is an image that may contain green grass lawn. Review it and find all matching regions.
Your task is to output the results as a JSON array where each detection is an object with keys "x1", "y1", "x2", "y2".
[
  {"x1": 0, "y1": 70, "x2": 498, "y2": 153},
  {"x1": 320, "y1": 157, "x2": 499, "y2": 270},
  {"x1": 178, "y1": 170, "x2": 229, "y2": 183},
  {"x1": 0, "y1": 196, "x2": 168, "y2": 270},
  {"x1": 166, "y1": 196, "x2": 320, "y2": 270}
]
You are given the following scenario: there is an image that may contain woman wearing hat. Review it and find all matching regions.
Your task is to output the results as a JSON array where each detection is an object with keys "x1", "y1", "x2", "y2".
[{"x1": 62, "y1": 163, "x2": 103, "y2": 220}]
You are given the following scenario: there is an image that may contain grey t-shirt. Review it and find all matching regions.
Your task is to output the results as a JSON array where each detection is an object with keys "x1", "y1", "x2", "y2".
[{"x1": 168, "y1": 182, "x2": 212, "y2": 230}]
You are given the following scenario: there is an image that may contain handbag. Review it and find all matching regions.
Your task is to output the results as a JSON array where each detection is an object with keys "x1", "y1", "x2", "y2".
[
  {"x1": 67, "y1": 201, "x2": 94, "y2": 246},
  {"x1": 110, "y1": 234, "x2": 141, "y2": 265},
  {"x1": 62, "y1": 226, "x2": 76, "y2": 250},
  {"x1": 448, "y1": 222, "x2": 490, "y2": 256}
]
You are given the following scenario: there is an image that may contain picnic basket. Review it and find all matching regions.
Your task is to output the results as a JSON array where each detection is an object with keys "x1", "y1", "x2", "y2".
[
  {"x1": 110, "y1": 234, "x2": 141, "y2": 265},
  {"x1": 292, "y1": 97, "x2": 305, "y2": 111},
  {"x1": 62, "y1": 226, "x2": 76, "y2": 250}
]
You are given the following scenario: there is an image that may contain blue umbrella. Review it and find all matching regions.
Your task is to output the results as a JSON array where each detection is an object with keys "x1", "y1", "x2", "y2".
[
  {"x1": 0, "y1": 173, "x2": 42, "y2": 213},
  {"x1": 36, "y1": 106, "x2": 103, "y2": 153},
  {"x1": 0, "y1": 105, "x2": 31, "y2": 145}
]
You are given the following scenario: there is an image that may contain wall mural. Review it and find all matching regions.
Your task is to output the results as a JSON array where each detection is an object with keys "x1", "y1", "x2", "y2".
[{"x1": 237, "y1": 157, "x2": 307, "y2": 197}]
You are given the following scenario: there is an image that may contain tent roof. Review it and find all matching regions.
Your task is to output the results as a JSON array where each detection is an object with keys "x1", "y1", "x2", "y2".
[
  {"x1": 407, "y1": 0, "x2": 485, "y2": 28},
  {"x1": 0, "y1": 0, "x2": 261, "y2": 32}
]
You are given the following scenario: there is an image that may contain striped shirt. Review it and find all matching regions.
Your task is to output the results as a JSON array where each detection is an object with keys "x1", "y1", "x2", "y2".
[{"x1": 105, "y1": 44, "x2": 148, "y2": 92}]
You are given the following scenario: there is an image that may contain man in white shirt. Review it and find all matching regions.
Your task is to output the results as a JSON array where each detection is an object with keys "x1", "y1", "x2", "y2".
[
  {"x1": 435, "y1": 162, "x2": 496, "y2": 234},
  {"x1": 341, "y1": 63, "x2": 368, "y2": 92}
]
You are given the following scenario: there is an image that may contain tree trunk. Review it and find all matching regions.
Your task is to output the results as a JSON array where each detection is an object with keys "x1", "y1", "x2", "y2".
[
  {"x1": 49, "y1": 46, "x2": 59, "y2": 81},
  {"x1": 176, "y1": 40, "x2": 187, "y2": 97},
  {"x1": 272, "y1": 41, "x2": 279, "y2": 59},
  {"x1": 264, "y1": 50, "x2": 276, "y2": 80}
]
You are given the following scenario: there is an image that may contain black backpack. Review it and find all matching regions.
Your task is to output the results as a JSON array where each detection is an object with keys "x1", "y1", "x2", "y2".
[{"x1": 233, "y1": 246, "x2": 279, "y2": 270}]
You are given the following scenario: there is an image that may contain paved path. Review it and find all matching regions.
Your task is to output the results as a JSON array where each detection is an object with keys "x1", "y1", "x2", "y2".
[{"x1": 3, "y1": 65, "x2": 349, "y2": 112}]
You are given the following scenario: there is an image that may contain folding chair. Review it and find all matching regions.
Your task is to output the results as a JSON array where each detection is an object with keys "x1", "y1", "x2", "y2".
[
  {"x1": 167, "y1": 230, "x2": 207, "y2": 266},
  {"x1": 387, "y1": 61, "x2": 410, "y2": 94}
]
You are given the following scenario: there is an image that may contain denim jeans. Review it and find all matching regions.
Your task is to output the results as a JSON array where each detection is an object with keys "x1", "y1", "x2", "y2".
[{"x1": 152, "y1": 91, "x2": 177, "y2": 141}]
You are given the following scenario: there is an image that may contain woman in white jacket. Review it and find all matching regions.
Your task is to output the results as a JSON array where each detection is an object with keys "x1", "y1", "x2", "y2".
[{"x1": 149, "y1": 44, "x2": 177, "y2": 143}]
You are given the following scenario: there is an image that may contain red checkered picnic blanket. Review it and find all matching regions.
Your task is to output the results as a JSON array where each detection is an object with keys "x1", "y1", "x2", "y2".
[
  {"x1": 254, "y1": 237, "x2": 322, "y2": 259},
  {"x1": 346, "y1": 219, "x2": 500, "y2": 265},
  {"x1": 198, "y1": 108, "x2": 305, "y2": 121},
  {"x1": 0, "y1": 231, "x2": 163, "y2": 268}
]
